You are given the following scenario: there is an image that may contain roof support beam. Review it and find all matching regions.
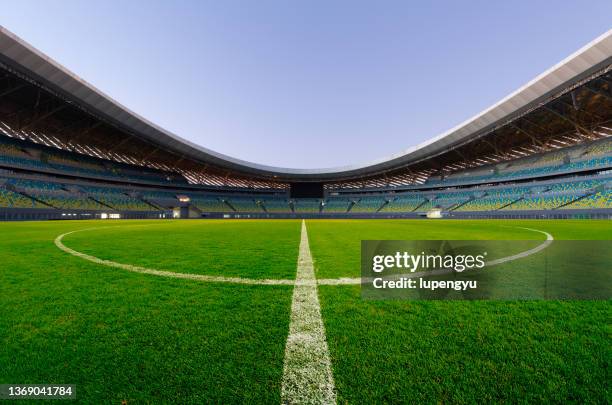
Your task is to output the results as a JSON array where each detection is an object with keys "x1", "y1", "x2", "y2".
[
  {"x1": 141, "y1": 147, "x2": 160, "y2": 162},
  {"x1": 543, "y1": 105, "x2": 593, "y2": 137},
  {"x1": 0, "y1": 82, "x2": 28, "y2": 98},
  {"x1": 65, "y1": 121, "x2": 103, "y2": 148},
  {"x1": 555, "y1": 98, "x2": 606, "y2": 122},
  {"x1": 509, "y1": 123, "x2": 546, "y2": 149},
  {"x1": 584, "y1": 84, "x2": 612, "y2": 101},
  {"x1": 106, "y1": 135, "x2": 136, "y2": 153},
  {"x1": 571, "y1": 90, "x2": 580, "y2": 110},
  {"x1": 20, "y1": 104, "x2": 66, "y2": 132}
]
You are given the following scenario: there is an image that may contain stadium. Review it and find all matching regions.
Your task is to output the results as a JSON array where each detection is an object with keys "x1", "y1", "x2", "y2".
[
  {"x1": 0, "y1": 21, "x2": 610, "y2": 404},
  {"x1": 0, "y1": 27, "x2": 611, "y2": 221}
]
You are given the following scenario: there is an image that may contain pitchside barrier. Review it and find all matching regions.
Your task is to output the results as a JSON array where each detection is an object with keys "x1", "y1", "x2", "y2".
[
  {"x1": 0, "y1": 207, "x2": 171, "y2": 221},
  {"x1": 1, "y1": 207, "x2": 611, "y2": 221},
  {"x1": 199, "y1": 209, "x2": 612, "y2": 220}
]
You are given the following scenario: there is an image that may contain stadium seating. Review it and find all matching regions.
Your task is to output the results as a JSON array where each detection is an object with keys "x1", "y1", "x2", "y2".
[
  {"x1": 191, "y1": 196, "x2": 232, "y2": 212},
  {"x1": 0, "y1": 136, "x2": 185, "y2": 186},
  {"x1": 322, "y1": 197, "x2": 351, "y2": 213},
  {"x1": 34, "y1": 194, "x2": 105, "y2": 211},
  {"x1": 261, "y1": 198, "x2": 291, "y2": 213},
  {"x1": 561, "y1": 189, "x2": 612, "y2": 210},
  {"x1": 502, "y1": 194, "x2": 580, "y2": 211},
  {"x1": 228, "y1": 197, "x2": 264, "y2": 212},
  {"x1": 351, "y1": 196, "x2": 387, "y2": 212},
  {"x1": 0, "y1": 141, "x2": 30, "y2": 158},
  {"x1": 424, "y1": 138, "x2": 612, "y2": 187},
  {"x1": 293, "y1": 199, "x2": 321, "y2": 213},
  {"x1": 6, "y1": 178, "x2": 65, "y2": 191},
  {"x1": 456, "y1": 196, "x2": 512, "y2": 212},
  {"x1": 0, "y1": 188, "x2": 45, "y2": 209},
  {"x1": 382, "y1": 195, "x2": 425, "y2": 212},
  {"x1": 1, "y1": 173, "x2": 610, "y2": 215},
  {"x1": 581, "y1": 138, "x2": 612, "y2": 159},
  {"x1": 1, "y1": 133, "x2": 611, "y2": 217},
  {"x1": 3, "y1": 180, "x2": 160, "y2": 212},
  {"x1": 426, "y1": 191, "x2": 473, "y2": 210}
]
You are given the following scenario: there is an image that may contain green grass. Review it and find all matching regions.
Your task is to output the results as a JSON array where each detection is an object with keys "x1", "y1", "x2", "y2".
[
  {"x1": 318, "y1": 288, "x2": 610, "y2": 403},
  {"x1": 306, "y1": 219, "x2": 611, "y2": 403},
  {"x1": 307, "y1": 219, "x2": 612, "y2": 279},
  {"x1": 0, "y1": 218, "x2": 609, "y2": 403},
  {"x1": 0, "y1": 220, "x2": 294, "y2": 403},
  {"x1": 62, "y1": 219, "x2": 301, "y2": 279}
]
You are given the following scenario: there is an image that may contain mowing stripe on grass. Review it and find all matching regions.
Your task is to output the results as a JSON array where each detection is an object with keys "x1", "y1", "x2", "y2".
[{"x1": 281, "y1": 220, "x2": 336, "y2": 404}]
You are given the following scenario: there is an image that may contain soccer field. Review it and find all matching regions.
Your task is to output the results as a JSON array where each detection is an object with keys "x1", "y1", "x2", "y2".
[{"x1": 0, "y1": 219, "x2": 610, "y2": 403}]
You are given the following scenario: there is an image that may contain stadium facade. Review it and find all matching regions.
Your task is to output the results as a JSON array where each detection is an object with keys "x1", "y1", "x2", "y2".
[{"x1": 0, "y1": 26, "x2": 611, "y2": 221}]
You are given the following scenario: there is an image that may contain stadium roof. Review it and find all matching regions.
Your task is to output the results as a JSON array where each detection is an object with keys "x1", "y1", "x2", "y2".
[{"x1": 0, "y1": 26, "x2": 611, "y2": 183}]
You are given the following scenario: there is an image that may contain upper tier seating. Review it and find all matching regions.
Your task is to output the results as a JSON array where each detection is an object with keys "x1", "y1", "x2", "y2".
[
  {"x1": 425, "y1": 138, "x2": 612, "y2": 187},
  {"x1": 0, "y1": 136, "x2": 185, "y2": 185}
]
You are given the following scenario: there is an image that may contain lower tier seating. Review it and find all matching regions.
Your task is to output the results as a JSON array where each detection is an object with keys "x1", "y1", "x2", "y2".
[
  {"x1": 191, "y1": 197, "x2": 231, "y2": 212},
  {"x1": 322, "y1": 197, "x2": 351, "y2": 213},
  {"x1": 352, "y1": 196, "x2": 387, "y2": 212},
  {"x1": 293, "y1": 199, "x2": 321, "y2": 213},
  {"x1": 0, "y1": 174, "x2": 610, "y2": 214}
]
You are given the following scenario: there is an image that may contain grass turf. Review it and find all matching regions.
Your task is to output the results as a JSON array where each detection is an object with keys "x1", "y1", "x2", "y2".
[
  {"x1": 306, "y1": 219, "x2": 611, "y2": 403},
  {"x1": 0, "y1": 220, "x2": 294, "y2": 403},
  {"x1": 318, "y1": 288, "x2": 610, "y2": 403},
  {"x1": 0, "y1": 218, "x2": 609, "y2": 403},
  {"x1": 61, "y1": 219, "x2": 302, "y2": 279}
]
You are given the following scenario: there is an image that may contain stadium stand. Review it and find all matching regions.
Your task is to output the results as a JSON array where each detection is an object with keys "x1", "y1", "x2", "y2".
[
  {"x1": 227, "y1": 197, "x2": 264, "y2": 212},
  {"x1": 293, "y1": 199, "x2": 321, "y2": 213},
  {"x1": 381, "y1": 195, "x2": 426, "y2": 212},
  {"x1": 0, "y1": 27, "x2": 610, "y2": 221},
  {"x1": 0, "y1": 187, "x2": 46, "y2": 209},
  {"x1": 0, "y1": 136, "x2": 186, "y2": 186},
  {"x1": 563, "y1": 189, "x2": 612, "y2": 210},
  {"x1": 191, "y1": 196, "x2": 232, "y2": 212},
  {"x1": 1, "y1": 158, "x2": 611, "y2": 219},
  {"x1": 322, "y1": 197, "x2": 351, "y2": 213},
  {"x1": 260, "y1": 198, "x2": 291, "y2": 213},
  {"x1": 351, "y1": 196, "x2": 387, "y2": 212},
  {"x1": 423, "y1": 138, "x2": 612, "y2": 187}
]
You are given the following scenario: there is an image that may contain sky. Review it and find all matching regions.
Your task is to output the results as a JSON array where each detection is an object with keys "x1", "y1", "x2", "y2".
[{"x1": 1, "y1": 1, "x2": 611, "y2": 169}]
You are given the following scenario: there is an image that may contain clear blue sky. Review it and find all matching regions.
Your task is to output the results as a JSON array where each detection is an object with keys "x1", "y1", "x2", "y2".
[{"x1": 2, "y1": 1, "x2": 611, "y2": 169}]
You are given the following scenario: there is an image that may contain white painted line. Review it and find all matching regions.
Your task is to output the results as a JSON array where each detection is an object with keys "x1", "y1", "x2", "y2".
[
  {"x1": 485, "y1": 227, "x2": 553, "y2": 266},
  {"x1": 54, "y1": 228, "x2": 294, "y2": 285},
  {"x1": 54, "y1": 225, "x2": 553, "y2": 288},
  {"x1": 281, "y1": 220, "x2": 336, "y2": 405},
  {"x1": 317, "y1": 227, "x2": 554, "y2": 285}
]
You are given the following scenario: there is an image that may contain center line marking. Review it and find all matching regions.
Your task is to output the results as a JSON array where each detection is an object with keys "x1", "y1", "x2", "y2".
[{"x1": 281, "y1": 220, "x2": 336, "y2": 404}]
